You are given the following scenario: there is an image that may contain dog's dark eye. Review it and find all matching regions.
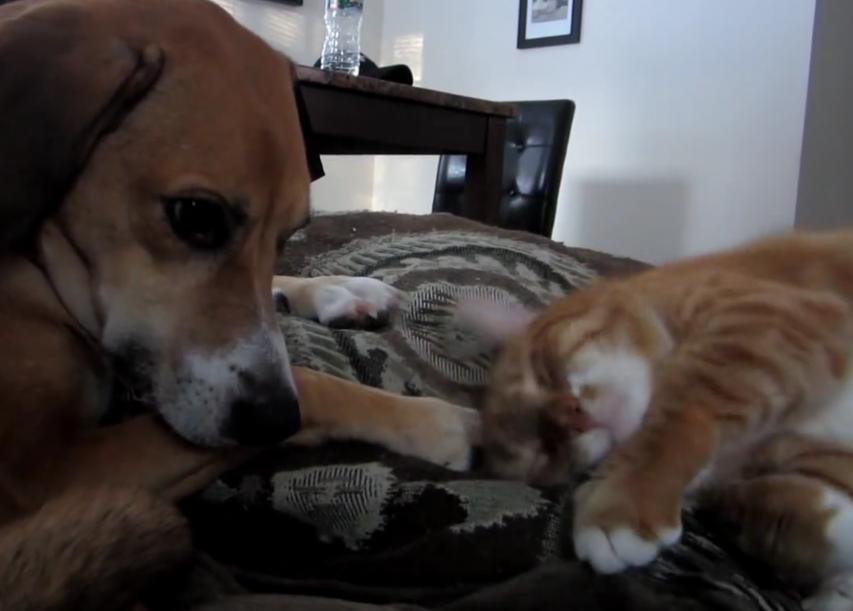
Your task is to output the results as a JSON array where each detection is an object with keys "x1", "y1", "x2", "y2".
[{"x1": 164, "y1": 197, "x2": 232, "y2": 251}]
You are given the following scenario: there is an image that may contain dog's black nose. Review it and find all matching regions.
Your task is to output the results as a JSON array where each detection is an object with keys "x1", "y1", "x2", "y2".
[{"x1": 222, "y1": 381, "x2": 301, "y2": 446}]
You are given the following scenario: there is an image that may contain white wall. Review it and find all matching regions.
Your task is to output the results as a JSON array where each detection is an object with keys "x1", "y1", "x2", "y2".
[
  {"x1": 376, "y1": 0, "x2": 815, "y2": 263},
  {"x1": 210, "y1": 0, "x2": 384, "y2": 213}
]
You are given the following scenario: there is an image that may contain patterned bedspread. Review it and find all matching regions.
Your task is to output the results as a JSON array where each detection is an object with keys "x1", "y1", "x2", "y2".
[{"x1": 160, "y1": 212, "x2": 802, "y2": 611}]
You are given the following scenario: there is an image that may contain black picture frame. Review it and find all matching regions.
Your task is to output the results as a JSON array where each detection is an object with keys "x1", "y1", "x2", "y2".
[
  {"x1": 517, "y1": 0, "x2": 582, "y2": 49},
  {"x1": 266, "y1": 0, "x2": 303, "y2": 5}
]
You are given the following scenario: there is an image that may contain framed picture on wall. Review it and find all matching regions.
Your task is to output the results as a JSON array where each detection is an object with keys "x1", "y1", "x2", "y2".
[{"x1": 518, "y1": 0, "x2": 582, "y2": 49}]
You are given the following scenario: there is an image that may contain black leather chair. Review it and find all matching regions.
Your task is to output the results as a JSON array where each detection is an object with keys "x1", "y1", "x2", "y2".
[{"x1": 432, "y1": 99, "x2": 575, "y2": 237}]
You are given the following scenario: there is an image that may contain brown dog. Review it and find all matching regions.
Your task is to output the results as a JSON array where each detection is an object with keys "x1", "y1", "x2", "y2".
[{"x1": 0, "y1": 0, "x2": 477, "y2": 607}]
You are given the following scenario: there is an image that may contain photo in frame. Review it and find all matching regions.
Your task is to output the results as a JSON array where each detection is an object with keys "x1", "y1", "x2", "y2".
[{"x1": 518, "y1": 0, "x2": 582, "y2": 49}]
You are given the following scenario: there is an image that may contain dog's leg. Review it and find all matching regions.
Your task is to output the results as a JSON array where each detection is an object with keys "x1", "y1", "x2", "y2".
[
  {"x1": 0, "y1": 487, "x2": 190, "y2": 611},
  {"x1": 273, "y1": 275, "x2": 403, "y2": 329},
  {"x1": 289, "y1": 367, "x2": 480, "y2": 471},
  {"x1": 31, "y1": 367, "x2": 477, "y2": 506},
  {"x1": 55, "y1": 417, "x2": 252, "y2": 502},
  {"x1": 0, "y1": 368, "x2": 476, "y2": 611}
]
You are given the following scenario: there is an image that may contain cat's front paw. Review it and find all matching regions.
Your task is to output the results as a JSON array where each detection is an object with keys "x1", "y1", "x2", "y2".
[{"x1": 573, "y1": 477, "x2": 682, "y2": 574}]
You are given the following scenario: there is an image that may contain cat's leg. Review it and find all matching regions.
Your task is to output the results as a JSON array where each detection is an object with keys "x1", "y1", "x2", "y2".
[
  {"x1": 573, "y1": 283, "x2": 853, "y2": 573},
  {"x1": 708, "y1": 433, "x2": 853, "y2": 611},
  {"x1": 572, "y1": 406, "x2": 713, "y2": 573},
  {"x1": 704, "y1": 472, "x2": 853, "y2": 611}
]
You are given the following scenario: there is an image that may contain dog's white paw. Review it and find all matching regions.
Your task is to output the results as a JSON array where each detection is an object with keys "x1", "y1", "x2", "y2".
[
  {"x1": 399, "y1": 399, "x2": 481, "y2": 471},
  {"x1": 276, "y1": 276, "x2": 403, "y2": 329}
]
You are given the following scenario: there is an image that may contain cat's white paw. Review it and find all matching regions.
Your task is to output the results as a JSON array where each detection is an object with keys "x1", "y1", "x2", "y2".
[
  {"x1": 573, "y1": 477, "x2": 682, "y2": 573},
  {"x1": 275, "y1": 276, "x2": 403, "y2": 329},
  {"x1": 574, "y1": 523, "x2": 681, "y2": 574}
]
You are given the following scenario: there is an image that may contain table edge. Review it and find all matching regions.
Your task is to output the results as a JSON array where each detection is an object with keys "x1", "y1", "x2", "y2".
[{"x1": 295, "y1": 65, "x2": 517, "y2": 118}]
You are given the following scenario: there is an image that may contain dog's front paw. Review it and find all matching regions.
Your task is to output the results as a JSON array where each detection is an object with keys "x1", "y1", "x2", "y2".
[
  {"x1": 573, "y1": 477, "x2": 682, "y2": 574},
  {"x1": 275, "y1": 276, "x2": 403, "y2": 329},
  {"x1": 399, "y1": 399, "x2": 481, "y2": 471}
]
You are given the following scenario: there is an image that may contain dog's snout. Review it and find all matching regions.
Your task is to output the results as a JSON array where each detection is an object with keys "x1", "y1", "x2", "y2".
[{"x1": 222, "y1": 375, "x2": 301, "y2": 446}]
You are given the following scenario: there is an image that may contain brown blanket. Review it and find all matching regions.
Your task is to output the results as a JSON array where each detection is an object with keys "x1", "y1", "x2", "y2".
[{"x1": 157, "y1": 212, "x2": 801, "y2": 611}]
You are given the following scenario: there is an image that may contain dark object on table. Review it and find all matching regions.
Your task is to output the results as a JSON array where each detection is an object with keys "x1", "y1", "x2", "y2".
[
  {"x1": 433, "y1": 100, "x2": 575, "y2": 237},
  {"x1": 313, "y1": 54, "x2": 413, "y2": 86}
]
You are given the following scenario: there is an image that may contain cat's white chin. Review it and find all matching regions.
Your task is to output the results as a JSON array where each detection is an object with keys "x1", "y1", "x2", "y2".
[{"x1": 571, "y1": 428, "x2": 613, "y2": 469}]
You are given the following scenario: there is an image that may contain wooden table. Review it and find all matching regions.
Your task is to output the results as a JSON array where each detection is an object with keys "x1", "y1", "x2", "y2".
[{"x1": 295, "y1": 66, "x2": 517, "y2": 226}]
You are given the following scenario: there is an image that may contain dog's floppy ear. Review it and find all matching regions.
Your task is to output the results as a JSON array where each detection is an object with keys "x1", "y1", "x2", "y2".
[{"x1": 0, "y1": 1, "x2": 164, "y2": 251}]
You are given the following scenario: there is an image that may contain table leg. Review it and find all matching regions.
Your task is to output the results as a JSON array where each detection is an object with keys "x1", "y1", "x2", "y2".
[{"x1": 463, "y1": 116, "x2": 506, "y2": 226}]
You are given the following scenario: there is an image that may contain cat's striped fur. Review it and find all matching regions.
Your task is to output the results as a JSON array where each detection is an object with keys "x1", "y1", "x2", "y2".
[{"x1": 480, "y1": 228, "x2": 853, "y2": 610}]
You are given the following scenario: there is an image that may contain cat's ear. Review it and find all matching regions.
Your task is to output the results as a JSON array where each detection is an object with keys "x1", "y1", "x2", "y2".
[{"x1": 453, "y1": 299, "x2": 537, "y2": 353}]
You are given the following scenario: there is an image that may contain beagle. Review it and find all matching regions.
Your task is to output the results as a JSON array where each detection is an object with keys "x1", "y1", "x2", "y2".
[{"x1": 0, "y1": 0, "x2": 477, "y2": 607}]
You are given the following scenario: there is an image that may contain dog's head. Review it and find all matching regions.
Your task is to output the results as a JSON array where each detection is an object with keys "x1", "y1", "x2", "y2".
[{"x1": 0, "y1": 0, "x2": 316, "y2": 447}]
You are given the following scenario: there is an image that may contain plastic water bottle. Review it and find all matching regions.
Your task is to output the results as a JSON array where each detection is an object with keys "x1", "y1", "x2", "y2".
[{"x1": 321, "y1": 0, "x2": 364, "y2": 76}]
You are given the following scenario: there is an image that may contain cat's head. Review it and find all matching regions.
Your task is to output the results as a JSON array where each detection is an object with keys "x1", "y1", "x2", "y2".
[{"x1": 470, "y1": 285, "x2": 671, "y2": 485}]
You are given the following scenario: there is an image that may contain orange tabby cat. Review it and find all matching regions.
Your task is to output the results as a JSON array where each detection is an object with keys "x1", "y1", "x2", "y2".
[{"x1": 476, "y1": 228, "x2": 853, "y2": 610}]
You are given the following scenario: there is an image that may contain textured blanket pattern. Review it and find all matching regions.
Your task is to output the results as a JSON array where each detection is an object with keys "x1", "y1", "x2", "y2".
[
  {"x1": 281, "y1": 227, "x2": 597, "y2": 403},
  {"x1": 176, "y1": 213, "x2": 802, "y2": 611}
]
